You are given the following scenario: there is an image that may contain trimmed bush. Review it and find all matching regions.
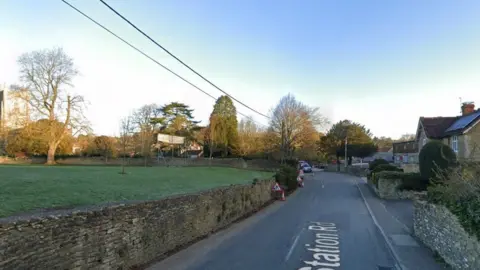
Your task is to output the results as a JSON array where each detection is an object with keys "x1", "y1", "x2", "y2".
[
  {"x1": 397, "y1": 172, "x2": 429, "y2": 191},
  {"x1": 373, "y1": 164, "x2": 403, "y2": 173},
  {"x1": 419, "y1": 140, "x2": 457, "y2": 182},
  {"x1": 369, "y1": 158, "x2": 389, "y2": 171},
  {"x1": 368, "y1": 163, "x2": 402, "y2": 181},
  {"x1": 275, "y1": 165, "x2": 298, "y2": 191},
  {"x1": 372, "y1": 171, "x2": 428, "y2": 191}
]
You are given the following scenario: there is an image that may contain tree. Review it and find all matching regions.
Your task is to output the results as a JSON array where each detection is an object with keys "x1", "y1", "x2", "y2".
[
  {"x1": 237, "y1": 116, "x2": 262, "y2": 157},
  {"x1": 132, "y1": 104, "x2": 161, "y2": 166},
  {"x1": 76, "y1": 134, "x2": 96, "y2": 156},
  {"x1": 93, "y1": 136, "x2": 116, "y2": 162},
  {"x1": 396, "y1": 133, "x2": 416, "y2": 142},
  {"x1": 119, "y1": 115, "x2": 133, "y2": 174},
  {"x1": 206, "y1": 114, "x2": 219, "y2": 163},
  {"x1": 5, "y1": 119, "x2": 74, "y2": 156},
  {"x1": 319, "y1": 120, "x2": 375, "y2": 166},
  {"x1": 14, "y1": 48, "x2": 87, "y2": 164},
  {"x1": 210, "y1": 96, "x2": 238, "y2": 157},
  {"x1": 373, "y1": 136, "x2": 394, "y2": 150},
  {"x1": 269, "y1": 94, "x2": 327, "y2": 162},
  {"x1": 159, "y1": 102, "x2": 199, "y2": 136}
]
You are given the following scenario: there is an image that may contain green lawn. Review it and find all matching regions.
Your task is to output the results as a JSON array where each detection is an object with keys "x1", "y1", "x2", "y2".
[{"x1": 0, "y1": 166, "x2": 274, "y2": 217}]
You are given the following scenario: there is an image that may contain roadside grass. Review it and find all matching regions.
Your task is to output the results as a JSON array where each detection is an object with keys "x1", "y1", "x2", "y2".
[{"x1": 0, "y1": 165, "x2": 274, "y2": 218}]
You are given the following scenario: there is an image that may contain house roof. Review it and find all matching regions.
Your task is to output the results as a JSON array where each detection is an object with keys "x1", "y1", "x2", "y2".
[
  {"x1": 420, "y1": 117, "x2": 459, "y2": 139},
  {"x1": 419, "y1": 109, "x2": 480, "y2": 139},
  {"x1": 444, "y1": 110, "x2": 480, "y2": 135}
]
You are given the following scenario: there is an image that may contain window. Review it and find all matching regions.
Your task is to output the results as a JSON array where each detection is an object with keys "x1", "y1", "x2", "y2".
[
  {"x1": 451, "y1": 136, "x2": 458, "y2": 153},
  {"x1": 422, "y1": 138, "x2": 426, "y2": 146}
]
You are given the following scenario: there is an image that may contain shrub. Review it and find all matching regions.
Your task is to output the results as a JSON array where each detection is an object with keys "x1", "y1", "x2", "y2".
[
  {"x1": 275, "y1": 165, "x2": 298, "y2": 191},
  {"x1": 370, "y1": 171, "x2": 403, "y2": 188},
  {"x1": 397, "y1": 172, "x2": 429, "y2": 191},
  {"x1": 427, "y1": 160, "x2": 480, "y2": 240},
  {"x1": 372, "y1": 171, "x2": 429, "y2": 191},
  {"x1": 419, "y1": 140, "x2": 457, "y2": 182},
  {"x1": 369, "y1": 158, "x2": 389, "y2": 171},
  {"x1": 373, "y1": 164, "x2": 403, "y2": 173}
]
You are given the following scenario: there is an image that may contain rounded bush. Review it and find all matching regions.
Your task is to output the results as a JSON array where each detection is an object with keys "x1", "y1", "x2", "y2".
[
  {"x1": 419, "y1": 140, "x2": 457, "y2": 182},
  {"x1": 369, "y1": 158, "x2": 389, "y2": 171}
]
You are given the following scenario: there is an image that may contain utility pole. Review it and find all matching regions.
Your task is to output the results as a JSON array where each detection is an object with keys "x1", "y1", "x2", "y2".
[{"x1": 344, "y1": 136, "x2": 348, "y2": 169}]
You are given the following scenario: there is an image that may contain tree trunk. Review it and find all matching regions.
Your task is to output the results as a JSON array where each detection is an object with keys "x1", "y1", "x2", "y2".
[{"x1": 46, "y1": 143, "x2": 57, "y2": 165}]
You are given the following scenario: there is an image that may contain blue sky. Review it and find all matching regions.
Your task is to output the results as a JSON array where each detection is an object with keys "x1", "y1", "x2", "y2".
[{"x1": 1, "y1": 0, "x2": 479, "y2": 138}]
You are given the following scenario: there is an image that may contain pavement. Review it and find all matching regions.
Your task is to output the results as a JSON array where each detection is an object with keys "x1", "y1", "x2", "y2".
[{"x1": 147, "y1": 172, "x2": 447, "y2": 270}]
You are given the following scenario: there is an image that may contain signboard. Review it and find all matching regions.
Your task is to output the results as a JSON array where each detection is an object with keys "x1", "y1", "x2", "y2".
[{"x1": 157, "y1": 133, "x2": 185, "y2": 145}]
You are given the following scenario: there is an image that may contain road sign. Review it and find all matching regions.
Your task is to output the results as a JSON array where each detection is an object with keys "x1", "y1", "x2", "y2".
[{"x1": 157, "y1": 133, "x2": 185, "y2": 144}]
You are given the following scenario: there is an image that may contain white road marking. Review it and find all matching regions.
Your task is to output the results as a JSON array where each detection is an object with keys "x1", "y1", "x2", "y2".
[
  {"x1": 354, "y1": 178, "x2": 405, "y2": 270},
  {"x1": 285, "y1": 228, "x2": 305, "y2": 262},
  {"x1": 298, "y1": 222, "x2": 341, "y2": 270}
]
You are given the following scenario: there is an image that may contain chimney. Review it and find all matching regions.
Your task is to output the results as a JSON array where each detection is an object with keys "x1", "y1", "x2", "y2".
[{"x1": 461, "y1": 102, "x2": 475, "y2": 116}]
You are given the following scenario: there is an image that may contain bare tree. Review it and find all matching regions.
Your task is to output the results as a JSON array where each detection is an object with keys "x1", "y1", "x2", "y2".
[
  {"x1": 396, "y1": 133, "x2": 416, "y2": 142},
  {"x1": 14, "y1": 48, "x2": 87, "y2": 164},
  {"x1": 132, "y1": 104, "x2": 161, "y2": 167},
  {"x1": 269, "y1": 93, "x2": 328, "y2": 162},
  {"x1": 120, "y1": 115, "x2": 133, "y2": 174}
]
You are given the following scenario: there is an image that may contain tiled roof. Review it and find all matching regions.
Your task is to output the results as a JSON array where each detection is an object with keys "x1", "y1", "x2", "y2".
[{"x1": 420, "y1": 117, "x2": 459, "y2": 139}]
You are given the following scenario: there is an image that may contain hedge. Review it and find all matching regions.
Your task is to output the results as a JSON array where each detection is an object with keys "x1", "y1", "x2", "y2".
[
  {"x1": 428, "y1": 184, "x2": 480, "y2": 241},
  {"x1": 275, "y1": 165, "x2": 298, "y2": 192},
  {"x1": 371, "y1": 171, "x2": 428, "y2": 191}
]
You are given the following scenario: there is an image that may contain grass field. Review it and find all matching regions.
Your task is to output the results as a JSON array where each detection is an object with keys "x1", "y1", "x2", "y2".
[{"x1": 0, "y1": 165, "x2": 274, "y2": 218}]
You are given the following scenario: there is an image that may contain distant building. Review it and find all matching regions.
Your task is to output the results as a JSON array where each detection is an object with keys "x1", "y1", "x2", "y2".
[
  {"x1": 363, "y1": 147, "x2": 393, "y2": 163},
  {"x1": 1, "y1": 86, "x2": 30, "y2": 129},
  {"x1": 393, "y1": 140, "x2": 418, "y2": 164}
]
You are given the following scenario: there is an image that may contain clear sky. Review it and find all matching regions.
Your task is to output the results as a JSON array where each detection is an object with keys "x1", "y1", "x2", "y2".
[{"x1": 1, "y1": 0, "x2": 479, "y2": 139}]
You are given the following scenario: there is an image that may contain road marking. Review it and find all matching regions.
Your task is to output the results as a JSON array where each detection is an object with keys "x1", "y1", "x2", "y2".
[
  {"x1": 354, "y1": 178, "x2": 404, "y2": 270},
  {"x1": 298, "y1": 222, "x2": 341, "y2": 270},
  {"x1": 285, "y1": 228, "x2": 305, "y2": 262}
]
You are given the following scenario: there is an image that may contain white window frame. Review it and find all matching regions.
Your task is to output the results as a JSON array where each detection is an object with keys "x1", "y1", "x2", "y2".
[{"x1": 451, "y1": 135, "x2": 458, "y2": 153}]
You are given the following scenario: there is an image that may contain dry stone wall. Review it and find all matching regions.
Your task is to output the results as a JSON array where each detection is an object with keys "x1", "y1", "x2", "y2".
[
  {"x1": 414, "y1": 200, "x2": 480, "y2": 270},
  {"x1": 0, "y1": 179, "x2": 274, "y2": 270}
]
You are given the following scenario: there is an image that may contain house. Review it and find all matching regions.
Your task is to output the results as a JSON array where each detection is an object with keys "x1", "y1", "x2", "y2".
[
  {"x1": 415, "y1": 101, "x2": 480, "y2": 160},
  {"x1": 393, "y1": 140, "x2": 418, "y2": 164}
]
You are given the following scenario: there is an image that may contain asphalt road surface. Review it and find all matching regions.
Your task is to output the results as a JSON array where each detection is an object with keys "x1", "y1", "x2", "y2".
[{"x1": 149, "y1": 172, "x2": 397, "y2": 270}]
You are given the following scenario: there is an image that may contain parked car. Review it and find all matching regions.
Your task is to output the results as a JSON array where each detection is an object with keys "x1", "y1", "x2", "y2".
[{"x1": 301, "y1": 163, "x2": 312, "y2": 173}]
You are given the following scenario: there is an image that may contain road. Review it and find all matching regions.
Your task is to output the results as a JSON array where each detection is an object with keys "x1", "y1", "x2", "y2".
[{"x1": 149, "y1": 172, "x2": 398, "y2": 270}]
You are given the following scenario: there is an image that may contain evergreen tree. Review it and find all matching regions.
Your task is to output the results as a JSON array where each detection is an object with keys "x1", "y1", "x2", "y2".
[{"x1": 210, "y1": 96, "x2": 238, "y2": 157}]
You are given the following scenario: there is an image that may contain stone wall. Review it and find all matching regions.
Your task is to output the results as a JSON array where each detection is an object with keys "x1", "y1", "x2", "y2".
[
  {"x1": 401, "y1": 163, "x2": 420, "y2": 173},
  {"x1": 0, "y1": 179, "x2": 275, "y2": 269},
  {"x1": 414, "y1": 200, "x2": 480, "y2": 270},
  {"x1": 368, "y1": 176, "x2": 426, "y2": 200},
  {"x1": 0, "y1": 156, "x2": 279, "y2": 170}
]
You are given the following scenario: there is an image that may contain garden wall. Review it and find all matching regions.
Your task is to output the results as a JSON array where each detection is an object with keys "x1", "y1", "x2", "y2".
[
  {"x1": 0, "y1": 179, "x2": 275, "y2": 270},
  {"x1": 368, "y1": 176, "x2": 425, "y2": 200},
  {"x1": 414, "y1": 200, "x2": 480, "y2": 270}
]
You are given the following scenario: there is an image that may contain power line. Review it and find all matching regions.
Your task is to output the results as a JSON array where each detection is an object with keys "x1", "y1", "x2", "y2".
[
  {"x1": 99, "y1": 0, "x2": 270, "y2": 120},
  {"x1": 61, "y1": 0, "x2": 216, "y2": 100},
  {"x1": 60, "y1": 0, "x2": 268, "y2": 128}
]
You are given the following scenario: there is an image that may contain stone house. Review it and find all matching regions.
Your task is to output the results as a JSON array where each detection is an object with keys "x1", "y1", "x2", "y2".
[
  {"x1": 415, "y1": 102, "x2": 480, "y2": 161},
  {"x1": 393, "y1": 140, "x2": 418, "y2": 164}
]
